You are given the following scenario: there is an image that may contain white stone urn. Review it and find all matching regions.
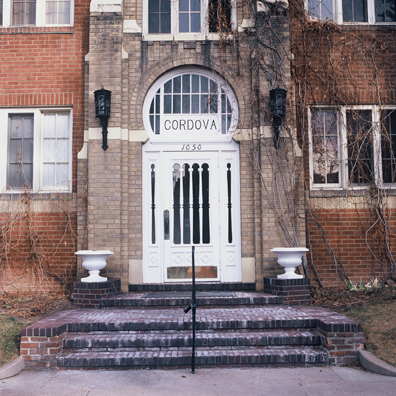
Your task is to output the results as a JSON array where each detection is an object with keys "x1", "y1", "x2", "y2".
[
  {"x1": 271, "y1": 247, "x2": 309, "y2": 279},
  {"x1": 75, "y1": 250, "x2": 114, "y2": 283}
]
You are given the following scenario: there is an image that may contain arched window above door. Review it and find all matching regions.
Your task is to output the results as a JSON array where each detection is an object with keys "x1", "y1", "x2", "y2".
[{"x1": 143, "y1": 68, "x2": 238, "y2": 142}]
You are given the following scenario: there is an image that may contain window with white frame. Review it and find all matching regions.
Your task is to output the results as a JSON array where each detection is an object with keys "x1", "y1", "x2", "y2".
[
  {"x1": 0, "y1": 108, "x2": 72, "y2": 192},
  {"x1": 144, "y1": 0, "x2": 234, "y2": 40},
  {"x1": 310, "y1": 106, "x2": 396, "y2": 189},
  {"x1": 307, "y1": 0, "x2": 396, "y2": 23},
  {"x1": 143, "y1": 68, "x2": 238, "y2": 142},
  {"x1": 0, "y1": 0, "x2": 73, "y2": 27}
]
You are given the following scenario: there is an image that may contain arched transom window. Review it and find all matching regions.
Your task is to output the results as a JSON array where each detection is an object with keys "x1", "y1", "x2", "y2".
[{"x1": 143, "y1": 69, "x2": 238, "y2": 141}]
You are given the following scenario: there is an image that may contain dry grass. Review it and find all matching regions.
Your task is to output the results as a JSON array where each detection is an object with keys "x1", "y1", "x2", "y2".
[
  {"x1": 345, "y1": 300, "x2": 396, "y2": 367},
  {"x1": 310, "y1": 285, "x2": 396, "y2": 367},
  {"x1": 0, "y1": 315, "x2": 26, "y2": 366}
]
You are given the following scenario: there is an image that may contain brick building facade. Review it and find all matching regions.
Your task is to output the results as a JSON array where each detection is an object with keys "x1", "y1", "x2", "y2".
[
  {"x1": 290, "y1": 0, "x2": 396, "y2": 287},
  {"x1": 0, "y1": 0, "x2": 90, "y2": 290},
  {"x1": 2, "y1": 0, "x2": 395, "y2": 292}
]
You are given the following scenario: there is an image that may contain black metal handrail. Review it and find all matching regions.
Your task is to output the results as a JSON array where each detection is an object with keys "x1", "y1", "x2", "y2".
[{"x1": 183, "y1": 246, "x2": 196, "y2": 373}]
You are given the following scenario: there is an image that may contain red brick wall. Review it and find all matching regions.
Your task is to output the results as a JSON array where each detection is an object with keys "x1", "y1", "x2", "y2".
[
  {"x1": 306, "y1": 209, "x2": 396, "y2": 287},
  {"x1": 0, "y1": 212, "x2": 77, "y2": 291}
]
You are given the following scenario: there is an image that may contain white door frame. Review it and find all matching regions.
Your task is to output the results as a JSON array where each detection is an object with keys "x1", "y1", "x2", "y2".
[{"x1": 142, "y1": 140, "x2": 241, "y2": 283}]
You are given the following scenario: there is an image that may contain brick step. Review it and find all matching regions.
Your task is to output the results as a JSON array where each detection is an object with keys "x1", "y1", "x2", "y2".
[
  {"x1": 63, "y1": 330, "x2": 322, "y2": 350},
  {"x1": 128, "y1": 283, "x2": 256, "y2": 292},
  {"x1": 55, "y1": 309, "x2": 318, "y2": 333},
  {"x1": 57, "y1": 347, "x2": 328, "y2": 369},
  {"x1": 100, "y1": 291, "x2": 282, "y2": 309}
]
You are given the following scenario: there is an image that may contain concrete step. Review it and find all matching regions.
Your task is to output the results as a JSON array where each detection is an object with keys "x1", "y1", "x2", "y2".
[
  {"x1": 100, "y1": 291, "x2": 282, "y2": 309},
  {"x1": 63, "y1": 330, "x2": 322, "y2": 350},
  {"x1": 57, "y1": 347, "x2": 328, "y2": 369}
]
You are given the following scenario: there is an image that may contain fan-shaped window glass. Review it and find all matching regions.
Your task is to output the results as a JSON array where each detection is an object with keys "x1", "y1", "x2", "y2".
[{"x1": 145, "y1": 70, "x2": 238, "y2": 141}]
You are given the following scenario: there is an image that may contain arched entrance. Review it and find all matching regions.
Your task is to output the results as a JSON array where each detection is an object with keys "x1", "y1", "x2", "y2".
[{"x1": 142, "y1": 68, "x2": 241, "y2": 283}]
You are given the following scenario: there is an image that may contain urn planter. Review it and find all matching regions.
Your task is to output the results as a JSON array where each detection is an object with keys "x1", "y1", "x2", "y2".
[
  {"x1": 75, "y1": 250, "x2": 114, "y2": 283},
  {"x1": 271, "y1": 247, "x2": 309, "y2": 279}
]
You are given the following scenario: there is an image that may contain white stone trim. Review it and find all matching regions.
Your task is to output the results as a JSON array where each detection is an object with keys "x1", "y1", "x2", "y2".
[{"x1": 123, "y1": 19, "x2": 142, "y2": 33}]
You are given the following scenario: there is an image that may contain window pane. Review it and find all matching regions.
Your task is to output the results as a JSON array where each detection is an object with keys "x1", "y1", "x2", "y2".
[
  {"x1": 191, "y1": 13, "x2": 200, "y2": 32},
  {"x1": 173, "y1": 95, "x2": 181, "y2": 113},
  {"x1": 343, "y1": 0, "x2": 368, "y2": 22},
  {"x1": 182, "y1": 95, "x2": 190, "y2": 114},
  {"x1": 57, "y1": 113, "x2": 69, "y2": 137},
  {"x1": 8, "y1": 114, "x2": 34, "y2": 188},
  {"x1": 43, "y1": 164, "x2": 55, "y2": 187},
  {"x1": 149, "y1": 0, "x2": 159, "y2": 12},
  {"x1": 191, "y1": 0, "x2": 200, "y2": 11},
  {"x1": 182, "y1": 74, "x2": 190, "y2": 93},
  {"x1": 201, "y1": 76, "x2": 208, "y2": 93},
  {"x1": 149, "y1": 13, "x2": 159, "y2": 33},
  {"x1": 308, "y1": 0, "x2": 333, "y2": 20},
  {"x1": 179, "y1": 0, "x2": 189, "y2": 11},
  {"x1": 161, "y1": 0, "x2": 170, "y2": 12},
  {"x1": 347, "y1": 110, "x2": 373, "y2": 184},
  {"x1": 160, "y1": 12, "x2": 171, "y2": 33},
  {"x1": 375, "y1": 0, "x2": 396, "y2": 22},
  {"x1": 43, "y1": 114, "x2": 56, "y2": 137},
  {"x1": 57, "y1": 138, "x2": 69, "y2": 162},
  {"x1": 45, "y1": 0, "x2": 56, "y2": 24},
  {"x1": 192, "y1": 75, "x2": 199, "y2": 93},
  {"x1": 173, "y1": 76, "x2": 181, "y2": 93},
  {"x1": 179, "y1": 13, "x2": 189, "y2": 32},
  {"x1": 43, "y1": 139, "x2": 56, "y2": 162},
  {"x1": 164, "y1": 95, "x2": 172, "y2": 113},
  {"x1": 56, "y1": 163, "x2": 69, "y2": 186},
  {"x1": 312, "y1": 110, "x2": 339, "y2": 185},
  {"x1": 0, "y1": 0, "x2": 3, "y2": 26},
  {"x1": 164, "y1": 80, "x2": 172, "y2": 93},
  {"x1": 381, "y1": 110, "x2": 396, "y2": 183},
  {"x1": 58, "y1": 1, "x2": 71, "y2": 24},
  {"x1": 192, "y1": 95, "x2": 200, "y2": 113},
  {"x1": 149, "y1": 0, "x2": 171, "y2": 33}
]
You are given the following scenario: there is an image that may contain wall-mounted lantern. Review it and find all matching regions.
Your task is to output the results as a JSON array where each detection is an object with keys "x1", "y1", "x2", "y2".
[
  {"x1": 269, "y1": 87, "x2": 287, "y2": 148},
  {"x1": 94, "y1": 87, "x2": 111, "y2": 151}
]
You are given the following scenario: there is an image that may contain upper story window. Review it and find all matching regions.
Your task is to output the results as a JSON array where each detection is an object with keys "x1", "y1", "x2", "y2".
[
  {"x1": 307, "y1": 0, "x2": 396, "y2": 23},
  {"x1": 309, "y1": 106, "x2": 396, "y2": 189},
  {"x1": 0, "y1": 108, "x2": 72, "y2": 192},
  {"x1": 143, "y1": 69, "x2": 238, "y2": 142},
  {"x1": 144, "y1": 0, "x2": 235, "y2": 40},
  {"x1": 0, "y1": 0, "x2": 73, "y2": 27}
]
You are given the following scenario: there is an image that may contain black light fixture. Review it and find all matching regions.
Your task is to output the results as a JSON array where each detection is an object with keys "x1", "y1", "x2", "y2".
[
  {"x1": 94, "y1": 87, "x2": 111, "y2": 151},
  {"x1": 269, "y1": 87, "x2": 287, "y2": 148}
]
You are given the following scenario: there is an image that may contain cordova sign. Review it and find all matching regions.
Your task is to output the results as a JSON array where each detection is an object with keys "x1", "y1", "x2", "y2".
[{"x1": 162, "y1": 115, "x2": 219, "y2": 134}]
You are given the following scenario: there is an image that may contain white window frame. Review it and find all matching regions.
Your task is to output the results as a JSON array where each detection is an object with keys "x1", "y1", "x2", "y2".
[
  {"x1": 0, "y1": 108, "x2": 73, "y2": 193},
  {"x1": 306, "y1": 0, "x2": 396, "y2": 24},
  {"x1": 308, "y1": 105, "x2": 396, "y2": 190},
  {"x1": 0, "y1": 0, "x2": 74, "y2": 27},
  {"x1": 142, "y1": 68, "x2": 239, "y2": 143},
  {"x1": 142, "y1": 0, "x2": 237, "y2": 41}
]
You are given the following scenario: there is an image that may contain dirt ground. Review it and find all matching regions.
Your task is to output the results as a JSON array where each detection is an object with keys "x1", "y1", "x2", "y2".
[{"x1": 0, "y1": 291, "x2": 74, "y2": 323}]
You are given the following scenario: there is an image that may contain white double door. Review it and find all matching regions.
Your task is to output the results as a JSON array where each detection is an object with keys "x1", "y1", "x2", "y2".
[{"x1": 143, "y1": 142, "x2": 241, "y2": 283}]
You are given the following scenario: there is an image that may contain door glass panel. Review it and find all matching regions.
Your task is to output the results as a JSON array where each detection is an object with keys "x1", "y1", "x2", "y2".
[
  {"x1": 151, "y1": 164, "x2": 156, "y2": 244},
  {"x1": 192, "y1": 163, "x2": 200, "y2": 244},
  {"x1": 167, "y1": 266, "x2": 218, "y2": 279},
  {"x1": 182, "y1": 163, "x2": 191, "y2": 244},
  {"x1": 202, "y1": 163, "x2": 210, "y2": 244},
  {"x1": 172, "y1": 163, "x2": 181, "y2": 244},
  {"x1": 227, "y1": 163, "x2": 233, "y2": 243}
]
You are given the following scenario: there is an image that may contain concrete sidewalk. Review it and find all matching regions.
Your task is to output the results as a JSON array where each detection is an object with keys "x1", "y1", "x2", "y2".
[{"x1": 1, "y1": 366, "x2": 395, "y2": 396}]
